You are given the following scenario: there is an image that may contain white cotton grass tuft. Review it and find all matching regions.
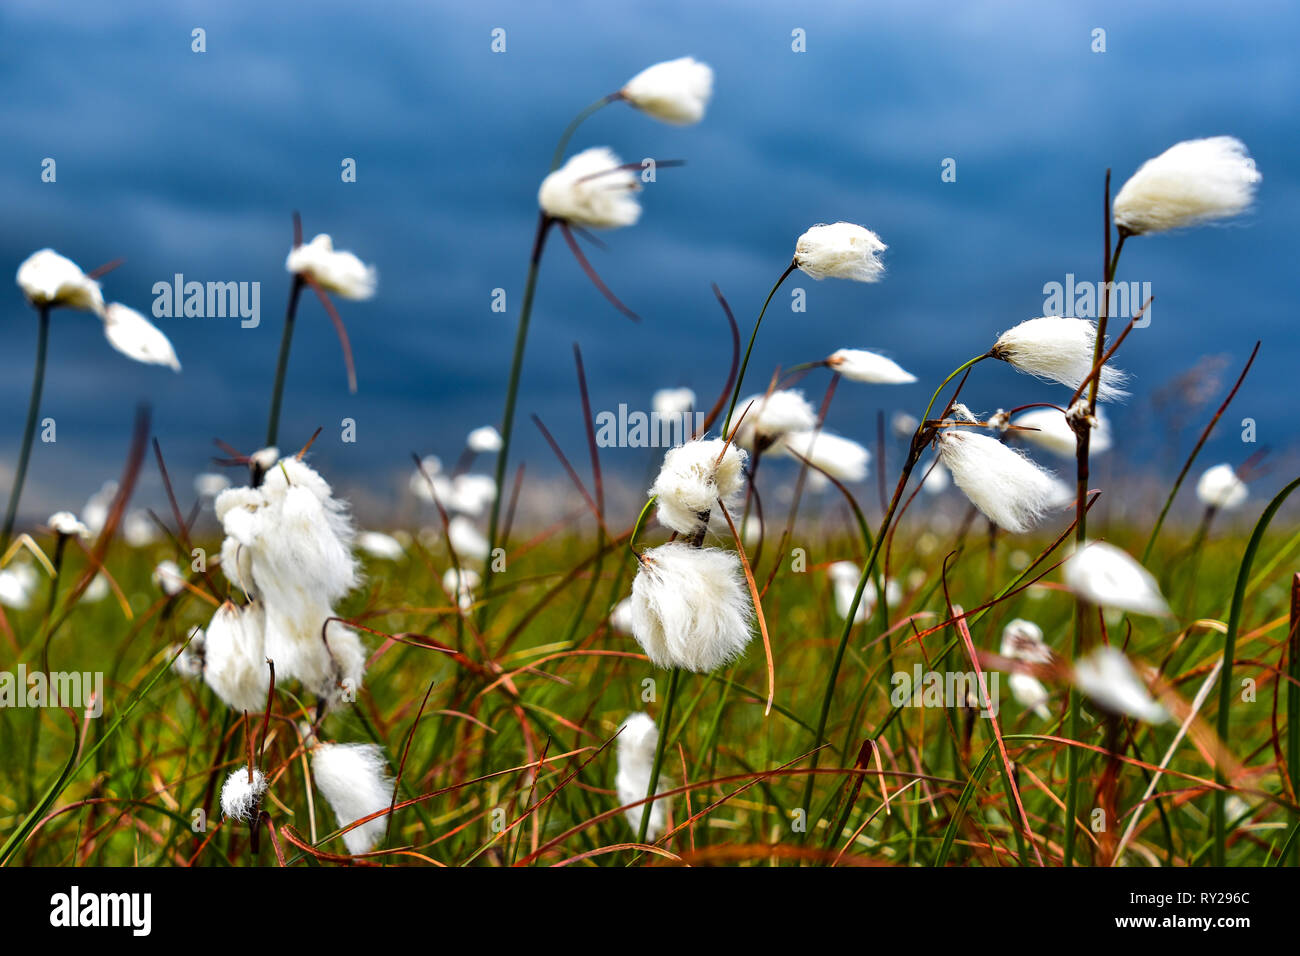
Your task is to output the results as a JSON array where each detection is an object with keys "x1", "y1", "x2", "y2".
[
  {"x1": 1073, "y1": 647, "x2": 1168, "y2": 724},
  {"x1": 16, "y1": 249, "x2": 104, "y2": 314},
  {"x1": 442, "y1": 566, "x2": 481, "y2": 611},
  {"x1": 734, "y1": 389, "x2": 817, "y2": 450},
  {"x1": 311, "y1": 742, "x2": 396, "y2": 855},
  {"x1": 102, "y1": 303, "x2": 182, "y2": 371},
  {"x1": 466, "y1": 425, "x2": 502, "y2": 454},
  {"x1": 777, "y1": 430, "x2": 870, "y2": 483},
  {"x1": 829, "y1": 561, "x2": 899, "y2": 623},
  {"x1": 793, "y1": 223, "x2": 886, "y2": 282},
  {"x1": 202, "y1": 601, "x2": 271, "y2": 713},
  {"x1": 920, "y1": 457, "x2": 950, "y2": 494},
  {"x1": 649, "y1": 438, "x2": 748, "y2": 538},
  {"x1": 47, "y1": 511, "x2": 90, "y2": 538},
  {"x1": 194, "y1": 472, "x2": 231, "y2": 499},
  {"x1": 825, "y1": 348, "x2": 916, "y2": 384},
  {"x1": 0, "y1": 563, "x2": 38, "y2": 609},
  {"x1": 152, "y1": 559, "x2": 185, "y2": 596},
  {"x1": 1000, "y1": 619, "x2": 1052, "y2": 719},
  {"x1": 652, "y1": 386, "x2": 696, "y2": 418},
  {"x1": 935, "y1": 429, "x2": 1061, "y2": 533},
  {"x1": 630, "y1": 542, "x2": 754, "y2": 673},
  {"x1": 538, "y1": 147, "x2": 641, "y2": 229},
  {"x1": 621, "y1": 56, "x2": 713, "y2": 125},
  {"x1": 357, "y1": 530, "x2": 404, "y2": 560},
  {"x1": 609, "y1": 596, "x2": 635, "y2": 635},
  {"x1": 286, "y1": 234, "x2": 377, "y2": 299},
  {"x1": 1012, "y1": 405, "x2": 1111, "y2": 458},
  {"x1": 446, "y1": 474, "x2": 497, "y2": 517},
  {"x1": 220, "y1": 767, "x2": 267, "y2": 821},
  {"x1": 615, "y1": 713, "x2": 670, "y2": 840},
  {"x1": 1062, "y1": 541, "x2": 1170, "y2": 617},
  {"x1": 1196, "y1": 463, "x2": 1248, "y2": 511},
  {"x1": 991, "y1": 317, "x2": 1128, "y2": 402},
  {"x1": 171, "y1": 626, "x2": 205, "y2": 679},
  {"x1": 1113, "y1": 136, "x2": 1261, "y2": 236},
  {"x1": 447, "y1": 515, "x2": 489, "y2": 561}
]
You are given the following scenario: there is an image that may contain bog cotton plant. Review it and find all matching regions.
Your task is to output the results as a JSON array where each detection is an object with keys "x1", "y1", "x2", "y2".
[
  {"x1": 221, "y1": 767, "x2": 268, "y2": 821},
  {"x1": 538, "y1": 147, "x2": 641, "y2": 229},
  {"x1": 1012, "y1": 406, "x2": 1111, "y2": 458},
  {"x1": 991, "y1": 317, "x2": 1128, "y2": 401},
  {"x1": 1196, "y1": 463, "x2": 1248, "y2": 511},
  {"x1": 102, "y1": 303, "x2": 181, "y2": 371},
  {"x1": 825, "y1": 348, "x2": 916, "y2": 384},
  {"x1": 648, "y1": 438, "x2": 748, "y2": 540},
  {"x1": 620, "y1": 56, "x2": 713, "y2": 125},
  {"x1": 1063, "y1": 541, "x2": 1170, "y2": 616},
  {"x1": 615, "y1": 713, "x2": 670, "y2": 839},
  {"x1": 1073, "y1": 646, "x2": 1168, "y2": 724},
  {"x1": 286, "y1": 234, "x2": 377, "y2": 300},
  {"x1": 652, "y1": 386, "x2": 696, "y2": 418},
  {"x1": 934, "y1": 427, "x2": 1062, "y2": 533},
  {"x1": 1000, "y1": 619, "x2": 1052, "y2": 719},
  {"x1": 779, "y1": 430, "x2": 870, "y2": 483},
  {"x1": 794, "y1": 223, "x2": 887, "y2": 282},
  {"x1": 201, "y1": 601, "x2": 271, "y2": 713},
  {"x1": 16, "y1": 249, "x2": 104, "y2": 314},
  {"x1": 733, "y1": 389, "x2": 817, "y2": 452},
  {"x1": 466, "y1": 425, "x2": 503, "y2": 454},
  {"x1": 310, "y1": 741, "x2": 396, "y2": 855},
  {"x1": 1113, "y1": 136, "x2": 1260, "y2": 236}
]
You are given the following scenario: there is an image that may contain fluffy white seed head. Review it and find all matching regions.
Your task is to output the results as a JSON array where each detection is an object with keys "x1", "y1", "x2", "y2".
[
  {"x1": 609, "y1": 596, "x2": 635, "y2": 635},
  {"x1": 220, "y1": 767, "x2": 267, "y2": 821},
  {"x1": 102, "y1": 303, "x2": 182, "y2": 371},
  {"x1": 202, "y1": 601, "x2": 271, "y2": 713},
  {"x1": 734, "y1": 390, "x2": 817, "y2": 451},
  {"x1": 171, "y1": 626, "x2": 205, "y2": 679},
  {"x1": 1196, "y1": 463, "x2": 1248, "y2": 511},
  {"x1": 538, "y1": 147, "x2": 641, "y2": 229},
  {"x1": 1012, "y1": 406, "x2": 1111, "y2": 458},
  {"x1": 920, "y1": 457, "x2": 950, "y2": 494},
  {"x1": 828, "y1": 561, "x2": 898, "y2": 623},
  {"x1": 826, "y1": 348, "x2": 916, "y2": 384},
  {"x1": 357, "y1": 530, "x2": 404, "y2": 560},
  {"x1": 629, "y1": 542, "x2": 754, "y2": 673},
  {"x1": 935, "y1": 429, "x2": 1061, "y2": 533},
  {"x1": 1073, "y1": 647, "x2": 1168, "y2": 724},
  {"x1": 442, "y1": 566, "x2": 481, "y2": 611},
  {"x1": 778, "y1": 430, "x2": 870, "y2": 483},
  {"x1": 447, "y1": 515, "x2": 489, "y2": 561},
  {"x1": 152, "y1": 560, "x2": 185, "y2": 596},
  {"x1": 466, "y1": 425, "x2": 502, "y2": 454},
  {"x1": 652, "y1": 386, "x2": 697, "y2": 418},
  {"x1": 991, "y1": 317, "x2": 1128, "y2": 402},
  {"x1": 621, "y1": 56, "x2": 713, "y2": 125},
  {"x1": 286, "y1": 234, "x2": 377, "y2": 299},
  {"x1": 47, "y1": 511, "x2": 90, "y2": 538},
  {"x1": 649, "y1": 438, "x2": 748, "y2": 537},
  {"x1": 615, "y1": 712, "x2": 670, "y2": 839},
  {"x1": 1062, "y1": 541, "x2": 1170, "y2": 617},
  {"x1": 311, "y1": 742, "x2": 395, "y2": 855},
  {"x1": 1000, "y1": 618, "x2": 1051, "y2": 664},
  {"x1": 794, "y1": 223, "x2": 886, "y2": 282},
  {"x1": 1008, "y1": 673, "x2": 1051, "y2": 720},
  {"x1": 16, "y1": 249, "x2": 104, "y2": 314},
  {"x1": 446, "y1": 473, "x2": 497, "y2": 517},
  {"x1": 194, "y1": 472, "x2": 231, "y2": 499},
  {"x1": 1113, "y1": 136, "x2": 1260, "y2": 236}
]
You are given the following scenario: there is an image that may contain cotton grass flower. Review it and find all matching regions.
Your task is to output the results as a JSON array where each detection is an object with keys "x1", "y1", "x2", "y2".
[
  {"x1": 652, "y1": 386, "x2": 696, "y2": 418},
  {"x1": 202, "y1": 601, "x2": 271, "y2": 713},
  {"x1": 466, "y1": 425, "x2": 502, "y2": 454},
  {"x1": 630, "y1": 542, "x2": 754, "y2": 673},
  {"x1": 442, "y1": 566, "x2": 481, "y2": 611},
  {"x1": 621, "y1": 56, "x2": 713, "y2": 125},
  {"x1": 609, "y1": 596, "x2": 635, "y2": 635},
  {"x1": 934, "y1": 429, "x2": 1061, "y2": 533},
  {"x1": 1062, "y1": 541, "x2": 1170, "y2": 617},
  {"x1": 794, "y1": 223, "x2": 886, "y2": 282},
  {"x1": 16, "y1": 249, "x2": 104, "y2": 314},
  {"x1": 538, "y1": 147, "x2": 641, "y2": 229},
  {"x1": 615, "y1": 713, "x2": 670, "y2": 840},
  {"x1": 648, "y1": 438, "x2": 747, "y2": 538},
  {"x1": 778, "y1": 430, "x2": 870, "y2": 483},
  {"x1": 0, "y1": 563, "x2": 37, "y2": 609},
  {"x1": 286, "y1": 234, "x2": 377, "y2": 299},
  {"x1": 220, "y1": 766, "x2": 267, "y2": 821},
  {"x1": 448, "y1": 515, "x2": 490, "y2": 561},
  {"x1": 991, "y1": 317, "x2": 1128, "y2": 402},
  {"x1": 102, "y1": 303, "x2": 182, "y2": 371},
  {"x1": 825, "y1": 348, "x2": 916, "y2": 384},
  {"x1": 1000, "y1": 619, "x2": 1052, "y2": 719},
  {"x1": 171, "y1": 627, "x2": 205, "y2": 679},
  {"x1": 1012, "y1": 406, "x2": 1112, "y2": 458},
  {"x1": 829, "y1": 561, "x2": 899, "y2": 623},
  {"x1": 357, "y1": 531, "x2": 404, "y2": 560},
  {"x1": 1073, "y1": 646, "x2": 1168, "y2": 724},
  {"x1": 1196, "y1": 463, "x2": 1248, "y2": 511},
  {"x1": 152, "y1": 559, "x2": 185, "y2": 596},
  {"x1": 311, "y1": 742, "x2": 396, "y2": 855},
  {"x1": 1113, "y1": 136, "x2": 1260, "y2": 236},
  {"x1": 194, "y1": 472, "x2": 231, "y2": 499},
  {"x1": 47, "y1": 511, "x2": 90, "y2": 538},
  {"x1": 734, "y1": 389, "x2": 817, "y2": 451}
]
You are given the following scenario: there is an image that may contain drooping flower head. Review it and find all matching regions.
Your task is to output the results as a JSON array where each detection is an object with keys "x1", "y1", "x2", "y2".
[
  {"x1": 538, "y1": 147, "x2": 641, "y2": 229},
  {"x1": 934, "y1": 428, "x2": 1062, "y2": 533},
  {"x1": 1062, "y1": 541, "x2": 1170, "y2": 617},
  {"x1": 794, "y1": 223, "x2": 886, "y2": 282},
  {"x1": 310, "y1": 741, "x2": 395, "y2": 855},
  {"x1": 825, "y1": 348, "x2": 916, "y2": 384},
  {"x1": 991, "y1": 317, "x2": 1128, "y2": 402},
  {"x1": 286, "y1": 234, "x2": 377, "y2": 300},
  {"x1": 1196, "y1": 463, "x2": 1248, "y2": 511},
  {"x1": 1113, "y1": 136, "x2": 1260, "y2": 236},
  {"x1": 778, "y1": 430, "x2": 870, "y2": 483},
  {"x1": 102, "y1": 303, "x2": 182, "y2": 371},
  {"x1": 16, "y1": 249, "x2": 104, "y2": 314},
  {"x1": 621, "y1": 57, "x2": 713, "y2": 125},
  {"x1": 615, "y1": 713, "x2": 671, "y2": 839},
  {"x1": 733, "y1": 389, "x2": 817, "y2": 452},
  {"x1": 649, "y1": 438, "x2": 748, "y2": 538},
  {"x1": 1073, "y1": 646, "x2": 1168, "y2": 724},
  {"x1": 47, "y1": 511, "x2": 90, "y2": 538},
  {"x1": 1011, "y1": 406, "x2": 1112, "y2": 459}
]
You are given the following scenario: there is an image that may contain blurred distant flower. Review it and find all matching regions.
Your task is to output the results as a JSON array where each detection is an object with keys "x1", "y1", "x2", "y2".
[
  {"x1": 47, "y1": 511, "x2": 89, "y2": 539},
  {"x1": 16, "y1": 249, "x2": 104, "y2": 314},
  {"x1": 448, "y1": 515, "x2": 490, "y2": 561},
  {"x1": 621, "y1": 56, "x2": 714, "y2": 125},
  {"x1": 538, "y1": 147, "x2": 641, "y2": 229},
  {"x1": 102, "y1": 303, "x2": 181, "y2": 371},
  {"x1": 615, "y1": 712, "x2": 671, "y2": 839},
  {"x1": 1012, "y1": 406, "x2": 1112, "y2": 458},
  {"x1": 152, "y1": 559, "x2": 185, "y2": 596},
  {"x1": 1062, "y1": 541, "x2": 1170, "y2": 617},
  {"x1": 123, "y1": 510, "x2": 160, "y2": 548},
  {"x1": 442, "y1": 566, "x2": 481, "y2": 611},
  {"x1": 733, "y1": 389, "x2": 817, "y2": 452},
  {"x1": 829, "y1": 560, "x2": 898, "y2": 623},
  {"x1": 0, "y1": 563, "x2": 37, "y2": 609},
  {"x1": 779, "y1": 430, "x2": 870, "y2": 483},
  {"x1": 195, "y1": 472, "x2": 231, "y2": 499},
  {"x1": 991, "y1": 317, "x2": 1128, "y2": 402},
  {"x1": 1073, "y1": 646, "x2": 1168, "y2": 724},
  {"x1": 1113, "y1": 136, "x2": 1260, "y2": 236},
  {"x1": 652, "y1": 387, "x2": 696, "y2": 419},
  {"x1": 171, "y1": 626, "x2": 205, "y2": 679},
  {"x1": 826, "y1": 348, "x2": 916, "y2": 384},
  {"x1": 466, "y1": 425, "x2": 502, "y2": 454},
  {"x1": 609, "y1": 596, "x2": 635, "y2": 635},
  {"x1": 357, "y1": 530, "x2": 404, "y2": 560},
  {"x1": 935, "y1": 429, "x2": 1060, "y2": 533},
  {"x1": 286, "y1": 234, "x2": 377, "y2": 300},
  {"x1": 1196, "y1": 463, "x2": 1248, "y2": 511},
  {"x1": 794, "y1": 223, "x2": 886, "y2": 282}
]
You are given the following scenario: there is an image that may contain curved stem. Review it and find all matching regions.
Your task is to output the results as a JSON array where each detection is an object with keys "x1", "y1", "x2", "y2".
[
  {"x1": 637, "y1": 667, "x2": 681, "y2": 844},
  {"x1": 722, "y1": 262, "x2": 797, "y2": 435},
  {"x1": 264, "y1": 276, "x2": 304, "y2": 449},
  {"x1": 550, "y1": 94, "x2": 619, "y2": 172},
  {"x1": 1, "y1": 305, "x2": 51, "y2": 555}
]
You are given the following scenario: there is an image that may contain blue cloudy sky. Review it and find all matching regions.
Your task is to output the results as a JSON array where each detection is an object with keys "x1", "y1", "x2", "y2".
[{"x1": 1, "y1": 0, "x2": 1296, "y2": 520}]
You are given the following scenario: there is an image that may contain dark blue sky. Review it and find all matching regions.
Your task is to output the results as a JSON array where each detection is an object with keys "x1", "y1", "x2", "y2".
[{"x1": 2, "y1": 0, "x2": 1296, "y2": 521}]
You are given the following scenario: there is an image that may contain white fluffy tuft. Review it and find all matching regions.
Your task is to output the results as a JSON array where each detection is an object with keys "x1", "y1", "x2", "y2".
[
  {"x1": 538, "y1": 147, "x2": 641, "y2": 229},
  {"x1": 1073, "y1": 647, "x2": 1168, "y2": 724},
  {"x1": 614, "y1": 713, "x2": 671, "y2": 839},
  {"x1": 935, "y1": 429, "x2": 1061, "y2": 533},
  {"x1": 1012, "y1": 405, "x2": 1111, "y2": 458},
  {"x1": 1196, "y1": 463, "x2": 1248, "y2": 511},
  {"x1": 794, "y1": 223, "x2": 886, "y2": 282},
  {"x1": 1062, "y1": 541, "x2": 1170, "y2": 617},
  {"x1": 826, "y1": 348, "x2": 916, "y2": 384},
  {"x1": 734, "y1": 389, "x2": 818, "y2": 450},
  {"x1": 285, "y1": 233, "x2": 377, "y2": 299},
  {"x1": 1113, "y1": 136, "x2": 1260, "y2": 235},
  {"x1": 221, "y1": 767, "x2": 267, "y2": 821},
  {"x1": 777, "y1": 430, "x2": 870, "y2": 483},
  {"x1": 992, "y1": 317, "x2": 1128, "y2": 402},
  {"x1": 622, "y1": 56, "x2": 713, "y2": 125},
  {"x1": 649, "y1": 438, "x2": 748, "y2": 537},
  {"x1": 311, "y1": 742, "x2": 396, "y2": 855},
  {"x1": 202, "y1": 602, "x2": 271, "y2": 713}
]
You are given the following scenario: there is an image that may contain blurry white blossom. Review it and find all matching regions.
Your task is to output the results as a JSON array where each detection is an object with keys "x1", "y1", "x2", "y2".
[
  {"x1": 794, "y1": 223, "x2": 886, "y2": 282},
  {"x1": 1113, "y1": 136, "x2": 1260, "y2": 236},
  {"x1": 621, "y1": 56, "x2": 713, "y2": 125},
  {"x1": 538, "y1": 147, "x2": 640, "y2": 228},
  {"x1": 286, "y1": 234, "x2": 377, "y2": 299},
  {"x1": 16, "y1": 249, "x2": 104, "y2": 314}
]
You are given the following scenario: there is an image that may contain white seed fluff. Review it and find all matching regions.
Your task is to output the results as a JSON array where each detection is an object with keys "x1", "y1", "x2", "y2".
[
  {"x1": 466, "y1": 425, "x2": 503, "y2": 454},
  {"x1": 652, "y1": 386, "x2": 697, "y2": 419},
  {"x1": 778, "y1": 430, "x2": 870, "y2": 483},
  {"x1": 16, "y1": 248, "x2": 104, "y2": 314},
  {"x1": 1012, "y1": 406, "x2": 1111, "y2": 458},
  {"x1": 826, "y1": 348, "x2": 916, "y2": 384},
  {"x1": 311, "y1": 742, "x2": 396, "y2": 855},
  {"x1": 1113, "y1": 136, "x2": 1261, "y2": 236},
  {"x1": 992, "y1": 317, "x2": 1128, "y2": 402},
  {"x1": 1062, "y1": 541, "x2": 1170, "y2": 617},
  {"x1": 102, "y1": 303, "x2": 182, "y2": 371},
  {"x1": 794, "y1": 223, "x2": 886, "y2": 282},
  {"x1": 202, "y1": 602, "x2": 271, "y2": 713},
  {"x1": 734, "y1": 390, "x2": 818, "y2": 450},
  {"x1": 1073, "y1": 647, "x2": 1168, "y2": 724},
  {"x1": 630, "y1": 542, "x2": 754, "y2": 673},
  {"x1": 221, "y1": 767, "x2": 267, "y2": 821},
  {"x1": 1008, "y1": 673, "x2": 1051, "y2": 720},
  {"x1": 286, "y1": 233, "x2": 377, "y2": 299},
  {"x1": 621, "y1": 56, "x2": 713, "y2": 125},
  {"x1": 935, "y1": 429, "x2": 1061, "y2": 534},
  {"x1": 615, "y1": 712, "x2": 670, "y2": 839},
  {"x1": 1196, "y1": 463, "x2": 1248, "y2": 511},
  {"x1": 538, "y1": 147, "x2": 641, "y2": 229},
  {"x1": 649, "y1": 438, "x2": 748, "y2": 537}
]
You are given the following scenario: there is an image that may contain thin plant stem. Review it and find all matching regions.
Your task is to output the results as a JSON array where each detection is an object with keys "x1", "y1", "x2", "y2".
[
  {"x1": 637, "y1": 667, "x2": 682, "y2": 844},
  {"x1": 1, "y1": 305, "x2": 51, "y2": 555},
  {"x1": 550, "y1": 95, "x2": 619, "y2": 173},
  {"x1": 265, "y1": 276, "x2": 304, "y2": 449},
  {"x1": 722, "y1": 262, "x2": 797, "y2": 435}
]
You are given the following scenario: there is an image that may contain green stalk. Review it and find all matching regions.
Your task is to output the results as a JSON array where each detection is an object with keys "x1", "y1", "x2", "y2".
[
  {"x1": 721, "y1": 263, "x2": 797, "y2": 435},
  {"x1": 1213, "y1": 475, "x2": 1300, "y2": 865},
  {"x1": 264, "y1": 276, "x2": 304, "y2": 448},
  {"x1": 637, "y1": 667, "x2": 681, "y2": 844},
  {"x1": 1, "y1": 304, "x2": 51, "y2": 555}
]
